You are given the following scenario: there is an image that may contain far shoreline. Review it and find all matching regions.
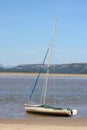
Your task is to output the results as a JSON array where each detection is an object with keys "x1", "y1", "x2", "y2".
[{"x1": 0, "y1": 72, "x2": 87, "y2": 77}]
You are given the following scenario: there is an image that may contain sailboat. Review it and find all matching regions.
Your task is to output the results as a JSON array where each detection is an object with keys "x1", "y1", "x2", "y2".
[{"x1": 24, "y1": 18, "x2": 77, "y2": 116}]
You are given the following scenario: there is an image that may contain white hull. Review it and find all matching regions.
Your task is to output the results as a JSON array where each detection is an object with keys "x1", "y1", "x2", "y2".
[{"x1": 24, "y1": 104, "x2": 77, "y2": 116}]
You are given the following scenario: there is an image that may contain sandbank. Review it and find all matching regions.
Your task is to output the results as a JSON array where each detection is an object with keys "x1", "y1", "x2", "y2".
[
  {"x1": 0, "y1": 72, "x2": 87, "y2": 78},
  {"x1": 0, "y1": 117, "x2": 87, "y2": 130}
]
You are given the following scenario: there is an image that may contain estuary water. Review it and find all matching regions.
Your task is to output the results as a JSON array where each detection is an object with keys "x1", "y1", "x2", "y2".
[{"x1": 0, "y1": 75, "x2": 87, "y2": 119}]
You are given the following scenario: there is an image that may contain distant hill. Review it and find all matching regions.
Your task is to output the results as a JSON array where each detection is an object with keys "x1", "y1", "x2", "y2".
[{"x1": 0, "y1": 63, "x2": 87, "y2": 74}]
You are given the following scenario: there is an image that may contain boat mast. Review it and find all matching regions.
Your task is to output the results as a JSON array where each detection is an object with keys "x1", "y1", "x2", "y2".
[
  {"x1": 29, "y1": 17, "x2": 56, "y2": 103},
  {"x1": 42, "y1": 17, "x2": 56, "y2": 105}
]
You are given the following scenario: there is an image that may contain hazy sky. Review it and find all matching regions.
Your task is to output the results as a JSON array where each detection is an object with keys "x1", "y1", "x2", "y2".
[{"x1": 0, "y1": 0, "x2": 87, "y2": 66}]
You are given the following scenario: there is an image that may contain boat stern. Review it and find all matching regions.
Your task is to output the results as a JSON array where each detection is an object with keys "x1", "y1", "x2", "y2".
[{"x1": 71, "y1": 109, "x2": 77, "y2": 115}]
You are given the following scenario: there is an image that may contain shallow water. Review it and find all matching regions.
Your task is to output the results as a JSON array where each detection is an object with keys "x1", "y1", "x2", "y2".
[{"x1": 0, "y1": 76, "x2": 87, "y2": 119}]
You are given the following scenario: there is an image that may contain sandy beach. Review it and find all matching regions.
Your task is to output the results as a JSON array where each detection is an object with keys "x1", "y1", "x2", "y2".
[{"x1": 0, "y1": 117, "x2": 87, "y2": 130}]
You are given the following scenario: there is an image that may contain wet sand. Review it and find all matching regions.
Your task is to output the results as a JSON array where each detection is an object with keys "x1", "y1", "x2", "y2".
[
  {"x1": 0, "y1": 118, "x2": 87, "y2": 130},
  {"x1": 0, "y1": 72, "x2": 87, "y2": 129}
]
